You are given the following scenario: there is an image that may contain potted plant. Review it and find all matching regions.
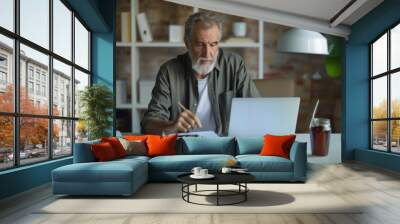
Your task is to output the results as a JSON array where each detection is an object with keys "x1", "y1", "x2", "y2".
[{"x1": 79, "y1": 84, "x2": 113, "y2": 140}]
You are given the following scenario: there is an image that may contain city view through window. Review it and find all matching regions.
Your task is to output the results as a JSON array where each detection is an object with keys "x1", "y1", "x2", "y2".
[
  {"x1": 371, "y1": 23, "x2": 400, "y2": 153},
  {"x1": 0, "y1": 0, "x2": 91, "y2": 170}
]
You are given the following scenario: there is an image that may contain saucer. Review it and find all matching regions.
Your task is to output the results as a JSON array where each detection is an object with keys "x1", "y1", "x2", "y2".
[
  {"x1": 190, "y1": 174, "x2": 215, "y2": 179},
  {"x1": 232, "y1": 170, "x2": 249, "y2": 174}
]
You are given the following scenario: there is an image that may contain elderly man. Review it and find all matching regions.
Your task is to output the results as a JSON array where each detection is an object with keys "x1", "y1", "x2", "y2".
[{"x1": 141, "y1": 11, "x2": 259, "y2": 136}]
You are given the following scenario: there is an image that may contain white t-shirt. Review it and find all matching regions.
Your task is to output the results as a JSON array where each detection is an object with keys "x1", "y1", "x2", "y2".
[{"x1": 193, "y1": 77, "x2": 216, "y2": 132}]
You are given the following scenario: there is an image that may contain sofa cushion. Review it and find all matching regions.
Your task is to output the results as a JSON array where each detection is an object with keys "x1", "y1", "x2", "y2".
[
  {"x1": 101, "y1": 137, "x2": 127, "y2": 158},
  {"x1": 179, "y1": 137, "x2": 235, "y2": 155},
  {"x1": 124, "y1": 135, "x2": 148, "y2": 141},
  {"x1": 260, "y1": 134, "x2": 296, "y2": 159},
  {"x1": 148, "y1": 154, "x2": 235, "y2": 172},
  {"x1": 53, "y1": 158, "x2": 147, "y2": 183},
  {"x1": 236, "y1": 155, "x2": 293, "y2": 172},
  {"x1": 236, "y1": 137, "x2": 263, "y2": 155},
  {"x1": 91, "y1": 142, "x2": 118, "y2": 161},
  {"x1": 119, "y1": 138, "x2": 147, "y2": 156},
  {"x1": 147, "y1": 135, "x2": 177, "y2": 157}
]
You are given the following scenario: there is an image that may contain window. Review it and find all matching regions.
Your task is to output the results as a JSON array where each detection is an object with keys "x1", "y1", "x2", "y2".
[
  {"x1": 0, "y1": 71, "x2": 6, "y2": 84},
  {"x1": 41, "y1": 73, "x2": 46, "y2": 83},
  {"x1": 0, "y1": 0, "x2": 14, "y2": 32},
  {"x1": 36, "y1": 83, "x2": 40, "y2": 95},
  {"x1": 28, "y1": 81, "x2": 34, "y2": 94},
  {"x1": 0, "y1": 35, "x2": 13, "y2": 113},
  {"x1": 0, "y1": 54, "x2": 7, "y2": 86},
  {"x1": 0, "y1": 55, "x2": 7, "y2": 67},
  {"x1": 53, "y1": 0, "x2": 72, "y2": 60},
  {"x1": 53, "y1": 59, "x2": 72, "y2": 117},
  {"x1": 74, "y1": 69, "x2": 89, "y2": 118},
  {"x1": 42, "y1": 85, "x2": 46, "y2": 97},
  {"x1": 20, "y1": 0, "x2": 49, "y2": 49},
  {"x1": 371, "y1": 23, "x2": 400, "y2": 154},
  {"x1": 0, "y1": 0, "x2": 91, "y2": 170},
  {"x1": 75, "y1": 18, "x2": 90, "y2": 70},
  {"x1": 28, "y1": 67, "x2": 34, "y2": 80},
  {"x1": 53, "y1": 119, "x2": 72, "y2": 158},
  {"x1": 35, "y1": 70, "x2": 41, "y2": 81}
]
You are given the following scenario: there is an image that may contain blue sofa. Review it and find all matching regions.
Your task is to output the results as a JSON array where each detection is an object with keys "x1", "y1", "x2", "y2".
[{"x1": 52, "y1": 137, "x2": 307, "y2": 196}]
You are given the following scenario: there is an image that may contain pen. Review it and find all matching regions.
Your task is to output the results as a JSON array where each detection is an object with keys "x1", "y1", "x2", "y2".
[
  {"x1": 177, "y1": 102, "x2": 187, "y2": 112},
  {"x1": 177, "y1": 102, "x2": 202, "y2": 128}
]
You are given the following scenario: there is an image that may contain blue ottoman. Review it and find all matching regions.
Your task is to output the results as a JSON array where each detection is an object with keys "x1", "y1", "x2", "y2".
[{"x1": 52, "y1": 156, "x2": 148, "y2": 196}]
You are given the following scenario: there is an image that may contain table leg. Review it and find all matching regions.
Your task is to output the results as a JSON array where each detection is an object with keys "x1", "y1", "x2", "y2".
[
  {"x1": 217, "y1": 184, "x2": 219, "y2": 206},
  {"x1": 195, "y1": 184, "x2": 197, "y2": 192},
  {"x1": 187, "y1": 184, "x2": 190, "y2": 202},
  {"x1": 245, "y1": 183, "x2": 247, "y2": 201}
]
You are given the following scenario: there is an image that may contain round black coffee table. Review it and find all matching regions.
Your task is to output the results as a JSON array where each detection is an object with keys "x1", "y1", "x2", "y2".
[{"x1": 177, "y1": 173, "x2": 255, "y2": 206}]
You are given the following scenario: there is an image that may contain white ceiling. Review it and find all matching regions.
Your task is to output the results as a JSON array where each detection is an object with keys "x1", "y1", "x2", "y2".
[
  {"x1": 166, "y1": 0, "x2": 384, "y2": 38},
  {"x1": 225, "y1": 0, "x2": 353, "y2": 23}
]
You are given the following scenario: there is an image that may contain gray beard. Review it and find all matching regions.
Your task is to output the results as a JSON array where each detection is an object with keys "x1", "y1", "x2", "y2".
[{"x1": 189, "y1": 52, "x2": 218, "y2": 75}]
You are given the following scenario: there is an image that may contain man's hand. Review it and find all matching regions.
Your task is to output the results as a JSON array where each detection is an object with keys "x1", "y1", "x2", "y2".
[
  {"x1": 143, "y1": 109, "x2": 202, "y2": 135},
  {"x1": 170, "y1": 109, "x2": 202, "y2": 133}
]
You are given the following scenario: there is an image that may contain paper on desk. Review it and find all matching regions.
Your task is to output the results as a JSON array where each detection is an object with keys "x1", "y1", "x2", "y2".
[{"x1": 177, "y1": 131, "x2": 219, "y2": 137}]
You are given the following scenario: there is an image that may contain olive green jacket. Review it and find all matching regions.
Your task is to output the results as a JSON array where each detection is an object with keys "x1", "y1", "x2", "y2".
[{"x1": 141, "y1": 49, "x2": 260, "y2": 136}]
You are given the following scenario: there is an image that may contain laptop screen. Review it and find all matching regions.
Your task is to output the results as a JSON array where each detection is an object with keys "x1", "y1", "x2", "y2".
[{"x1": 228, "y1": 97, "x2": 300, "y2": 137}]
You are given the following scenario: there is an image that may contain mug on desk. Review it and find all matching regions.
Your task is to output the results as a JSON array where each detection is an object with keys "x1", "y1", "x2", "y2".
[
  {"x1": 199, "y1": 169, "x2": 208, "y2": 176},
  {"x1": 191, "y1": 167, "x2": 202, "y2": 176},
  {"x1": 310, "y1": 118, "x2": 331, "y2": 156},
  {"x1": 221, "y1": 167, "x2": 232, "y2": 173}
]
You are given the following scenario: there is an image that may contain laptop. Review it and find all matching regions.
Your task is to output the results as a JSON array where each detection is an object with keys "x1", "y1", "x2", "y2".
[{"x1": 228, "y1": 97, "x2": 300, "y2": 137}]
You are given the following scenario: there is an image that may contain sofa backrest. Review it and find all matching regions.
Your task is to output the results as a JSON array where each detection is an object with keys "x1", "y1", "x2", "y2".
[
  {"x1": 178, "y1": 137, "x2": 236, "y2": 155},
  {"x1": 73, "y1": 140, "x2": 100, "y2": 163},
  {"x1": 235, "y1": 137, "x2": 263, "y2": 155},
  {"x1": 74, "y1": 136, "x2": 265, "y2": 161}
]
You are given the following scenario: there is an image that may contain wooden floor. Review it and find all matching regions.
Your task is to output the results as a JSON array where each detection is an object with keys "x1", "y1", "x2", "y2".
[{"x1": 1, "y1": 162, "x2": 400, "y2": 224}]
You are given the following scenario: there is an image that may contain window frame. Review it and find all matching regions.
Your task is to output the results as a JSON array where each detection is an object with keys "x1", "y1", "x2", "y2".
[
  {"x1": 370, "y1": 19, "x2": 400, "y2": 154},
  {"x1": 0, "y1": 0, "x2": 92, "y2": 171}
]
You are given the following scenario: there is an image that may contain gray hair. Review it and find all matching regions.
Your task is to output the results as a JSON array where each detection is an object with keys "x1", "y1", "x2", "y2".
[{"x1": 184, "y1": 11, "x2": 223, "y2": 42}]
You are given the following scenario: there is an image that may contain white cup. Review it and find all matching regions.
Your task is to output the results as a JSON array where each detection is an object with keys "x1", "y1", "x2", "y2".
[
  {"x1": 191, "y1": 167, "x2": 202, "y2": 176},
  {"x1": 221, "y1": 167, "x2": 232, "y2": 174},
  {"x1": 199, "y1": 169, "x2": 208, "y2": 176},
  {"x1": 233, "y1": 22, "x2": 246, "y2": 37}
]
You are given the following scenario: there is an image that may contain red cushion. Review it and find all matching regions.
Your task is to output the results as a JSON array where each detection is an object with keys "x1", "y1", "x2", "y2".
[
  {"x1": 146, "y1": 135, "x2": 177, "y2": 157},
  {"x1": 259, "y1": 134, "x2": 296, "y2": 159},
  {"x1": 91, "y1": 142, "x2": 117, "y2": 161},
  {"x1": 101, "y1": 137, "x2": 127, "y2": 158},
  {"x1": 124, "y1": 135, "x2": 148, "y2": 141}
]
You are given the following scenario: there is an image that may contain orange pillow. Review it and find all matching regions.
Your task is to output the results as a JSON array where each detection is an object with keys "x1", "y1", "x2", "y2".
[
  {"x1": 91, "y1": 142, "x2": 117, "y2": 161},
  {"x1": 146, "y1": 135, "x2": 177, "y2": 157},
  {"x1": 259, "y1": 134, "x2": 296, "y2": 159},
  {"x1": 101, "y1": 137, "x2": 126, "y2": 158},
  {"x1": 124, "y1": 135, "x2": 148, "y2": 141}
]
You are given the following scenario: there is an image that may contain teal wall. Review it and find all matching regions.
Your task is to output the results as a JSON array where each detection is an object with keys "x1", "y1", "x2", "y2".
[
  {"x1": 91, "y1": 0, "x2": 116, "y2": 136},
  {"x1": 0, "y1": 0, "x2": 116, "y2": 200},
  {"x1": 0, "y1": 158, "x2": 72, "y2": 199},
  {"x1": 345, "y1": 0, "x2": 400, "y2": 171}
]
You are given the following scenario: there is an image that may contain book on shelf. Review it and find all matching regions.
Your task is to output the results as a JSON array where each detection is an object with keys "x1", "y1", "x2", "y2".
[
  {"x1": 116, "y1": 80, "x2": 128, "y2": 105},
  {"x1": 225, "y1": 37, "x2": 255, "y2": 43},
  {"x1": 137, "y1": 12, "x2": 153, "y2": 42},
  {"x1": 169, "y1": 25, "x2": 183, "y2": 43},
  {"x1": 120, "y1": 12, "x2": 131, "y2": 43}
]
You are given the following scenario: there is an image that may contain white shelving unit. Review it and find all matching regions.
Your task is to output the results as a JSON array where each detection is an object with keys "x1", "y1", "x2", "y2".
[{"x1": 116, "y1": 0, "x2": 265, "y2": 133}]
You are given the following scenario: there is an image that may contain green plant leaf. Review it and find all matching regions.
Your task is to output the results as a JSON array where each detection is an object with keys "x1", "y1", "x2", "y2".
[{"x1": 79, "y1": 84, "x2": 113, "y2": 140}]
